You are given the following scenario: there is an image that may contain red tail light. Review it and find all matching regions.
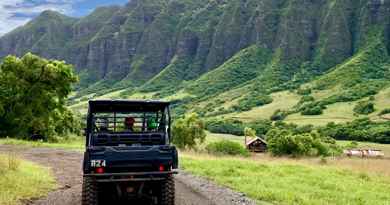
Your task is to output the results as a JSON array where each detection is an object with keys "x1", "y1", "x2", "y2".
[
  {"x1": 159, "y1": 165, "x2": 165, "y2": 172},
  {"x1": 95, "y1": 167, "x2": 105, "y2": 174}
]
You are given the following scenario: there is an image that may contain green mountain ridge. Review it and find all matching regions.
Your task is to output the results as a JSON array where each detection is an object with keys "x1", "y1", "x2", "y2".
[{"x1": 1, "y1": 0, "x2": 390, "y2": 125}]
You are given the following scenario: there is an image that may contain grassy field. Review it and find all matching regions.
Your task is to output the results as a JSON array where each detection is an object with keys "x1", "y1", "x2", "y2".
[
  {"x1": 0, "y1": 138, "x2": 84, "y2": 151},
  {"x1": 182, "y1": 136, "x2": 390, "y2": 204},
  {"x1": 285, "y1": 87, "x2": 390, "y2": 126},
  {"x1": 222, "y1": 91, "x2": 301, "y2": 122},
  {"x1": 370, "y1": 87, "x2": 390, "y2": 117},
  {"x1": 285, "y1": 101, "x2": 358, "y2": 126},
  {"x1": 205, "y1": 132, "x2": 244, "y2": 144},
  {"x1": 181, "y1": 153, "x2": 390, "y2": 205},
  {"x1": 0, "y1": 154, "x2": 56, "y2": 205}
]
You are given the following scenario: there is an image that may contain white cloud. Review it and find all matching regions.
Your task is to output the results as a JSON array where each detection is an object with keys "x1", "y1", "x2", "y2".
[{"x1": 0, "y1": 0, "x2": 80, "y2": 36}]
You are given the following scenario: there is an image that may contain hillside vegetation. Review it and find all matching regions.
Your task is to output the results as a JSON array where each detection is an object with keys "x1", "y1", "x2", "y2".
[{"x1": 1, "y1": 0, "x2": 390, "y2": 127}]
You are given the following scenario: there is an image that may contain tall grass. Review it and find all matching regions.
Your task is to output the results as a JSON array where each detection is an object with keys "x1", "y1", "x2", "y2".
[
  {"x1": 7, "y1": 152, "x2": 21, "y2": 171},
  {"x1": 0, "y1": 153, "x2": 21, "y2": 174},
  {"x1": 181, "y1": 153, "x2": 390, "y2": 205},
  {"x1": 0, "y1": 137, "x2": 84, "y2": 151},
  {"x1": 0, "y1": 154, "x2": 56, "y2": 205}
]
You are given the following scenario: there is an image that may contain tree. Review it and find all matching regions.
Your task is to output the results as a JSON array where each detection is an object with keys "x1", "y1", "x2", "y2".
[
  {"x1": 244, "y1": 127, "x2": 256, "y2": 144},
  {"x1": 266, "y1": 128, "x2": 341, "y2": 157},
  {"x1": 353, "y1": 100, "x2": 375, "y2": 115},
  {"x1": 244, "y1": 127, "x2": 256, "y2": 138},
  {"x1": 301, "y1": 105, "x2": 323, "y2": 115},
  {"x1": 172, "y1": 113, "x2": 206, "y2": 149},
  {"x1": 270, "y1": 109, "x2": 287, "y2": 121},
  {"x1": 0, "y1": 53, "x2": 78, "y2": 139}
]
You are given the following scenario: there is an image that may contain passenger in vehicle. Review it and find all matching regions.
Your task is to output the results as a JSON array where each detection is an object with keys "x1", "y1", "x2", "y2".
[
  {"x1": 124, "y1": 117, "x2": 135, "y2": 132},
  {"x1": 98, "y1": 118, "x2": 110, "y2": 132},
  {"x1": 147, "y1": 117, "x2": 158, "y2": 131}
]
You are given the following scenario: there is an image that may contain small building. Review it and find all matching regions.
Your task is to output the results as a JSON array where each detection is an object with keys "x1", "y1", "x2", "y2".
[{"x1": 245, "y1": 137, "x2": 267, "y2": 153}]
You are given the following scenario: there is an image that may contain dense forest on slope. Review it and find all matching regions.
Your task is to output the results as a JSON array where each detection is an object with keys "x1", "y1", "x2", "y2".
[{"x1": 1, "y1": 0, "x2": 390, "y2": 125}]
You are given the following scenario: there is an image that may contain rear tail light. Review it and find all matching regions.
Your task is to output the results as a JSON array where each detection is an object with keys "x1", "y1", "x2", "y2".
[
  {"x1": 95, "y1": 167, "x2": 105, "y2": 174},
  {"x1": 159, "y1": 164, "x2": 165, "y2": 172}
]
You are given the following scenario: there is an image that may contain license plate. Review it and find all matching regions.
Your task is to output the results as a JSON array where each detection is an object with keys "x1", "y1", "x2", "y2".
[{"x1": 91, "y1": 160, "x2": 106, "y2": 167}]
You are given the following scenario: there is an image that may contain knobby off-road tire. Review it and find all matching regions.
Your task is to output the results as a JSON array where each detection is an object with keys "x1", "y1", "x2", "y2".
[
  {"x1": 159, "y1": 175, "x2": 175, "y2": 205},
  {"x1": 82, "y1": 176, "x2": 99, "y2": 205}
]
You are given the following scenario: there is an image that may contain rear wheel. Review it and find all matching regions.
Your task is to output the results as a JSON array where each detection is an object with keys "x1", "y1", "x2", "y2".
[
  {"x1": 159, "y1": 175, "x2": 175, "y2": 205},
  {"x1": 82, "y1": 176, "x2": 99, "y2": 205}
]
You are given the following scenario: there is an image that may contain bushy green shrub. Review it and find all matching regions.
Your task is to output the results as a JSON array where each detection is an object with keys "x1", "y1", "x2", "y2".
[
  {"x1": 379, "y1": 108, "x2": 390, "y2": 115},
  {"x1": 343, "y1": 141, "x2": 359, "y2": 149},
  {"x1": 367, "y1": 125, "x2": 390, "y2": 144},
  {"x1": 269, "y1": 122, "x2": 315, "y2": 136},
  {"x1": 172, "y1": 113, "x2": 206, "y2": 149},
  {"x1": 209, "y1": 107, "x2": 234, "y2": 116},
  {"x1": 299, "y1": 95, "x2": 315, "y2": 103},
  {"x1": 322, "y1": 82, "x2": 384, "y2": 105},
  {"x1": 205, "y1": 119, "x2": 245, "y2": 135},
  {"x1": 170, "y1": 97, "x2": 195, "y2": 117},
  {"x1": 267, "y1": 128, "x2": 341, "y2": 157},
  {"x1": 301, "y1": 103, "x2": 324, "y2": 115},
  {"x1": 248, "y1": 120, "x2": 273, "y2": 135},
  {"x1": 270, "y1": 109, "x2": 288, "y2": 121},
  {"x1": 53, "y1": 110, "x2": 83, "y2": 137},
  {"x1": 353, "y1": 100, "x2": 375, "y2": 115},
  {"x1": 244, "y1": 127, "x2": 256, "y2": 137},
  {"x1": 206, "y1": 140, "x2": 249, "y2": 157},
  {"x1": 293, "y1": 81, "x2": 382, "y2": 116},
  {"x1": 232, "y1": 95, "x2": 273, "y2": 111},
  {"x1": 319, "y1": 118, "x2": 390, "y2": 144},
  {"x1": 294, "y1": 124, "x2": 315, "y2": 134},
  {"x1": 297, "y1": 88, "x2": 312, "y2": 95},
  {"x1": 205, "y1": 119, "x2": 272, "y2": 136}
]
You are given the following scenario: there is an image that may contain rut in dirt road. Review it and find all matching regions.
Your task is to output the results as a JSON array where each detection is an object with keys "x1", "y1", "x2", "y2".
[{"x1": 0, "y1": 145, "x2": 256, "y2": 205}]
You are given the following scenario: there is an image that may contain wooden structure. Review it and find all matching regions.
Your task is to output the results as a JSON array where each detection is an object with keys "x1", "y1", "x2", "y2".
[{"x1": 245, "y1": 137, "x2": 267, "y2": 152}]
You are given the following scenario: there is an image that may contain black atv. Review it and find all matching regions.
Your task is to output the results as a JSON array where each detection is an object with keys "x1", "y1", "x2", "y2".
[{"x1": 82, "y1": 100, "x2": 178, "y2": 205}]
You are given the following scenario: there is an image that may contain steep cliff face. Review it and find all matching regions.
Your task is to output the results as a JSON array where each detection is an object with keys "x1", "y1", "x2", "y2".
[
  {"x1": 0, "y1": 11, "x2": 76, "y2": 60},
  {"x1": 1, "y1": 0, "x2": 390, "y2": 96},
  {"x1": 69, "y1": 6, "x2": 120, "y2": 74}
]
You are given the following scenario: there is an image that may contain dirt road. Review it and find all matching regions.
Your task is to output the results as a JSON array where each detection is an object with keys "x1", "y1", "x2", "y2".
[{"x1": 0, "y1": 145, "x2": 255, "y2": 205}]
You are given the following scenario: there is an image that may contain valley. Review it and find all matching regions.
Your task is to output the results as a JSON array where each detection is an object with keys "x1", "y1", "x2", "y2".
[
  {"x1": 1, "y1": 0, "x2": 390, "y2": 127},
  {"x1": 1, "y1": 0, "x2": 390, "y2": 204}
]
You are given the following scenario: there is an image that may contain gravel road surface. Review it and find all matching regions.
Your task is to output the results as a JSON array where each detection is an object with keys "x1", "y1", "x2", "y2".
[{"x1": 0, "y1": 145, "x2": 256, "y2": 205}]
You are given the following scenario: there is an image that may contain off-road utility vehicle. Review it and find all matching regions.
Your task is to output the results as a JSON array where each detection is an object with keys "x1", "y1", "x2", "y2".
[{"x1": 82, "y1": 100, "x2": 178, "y2": 205}]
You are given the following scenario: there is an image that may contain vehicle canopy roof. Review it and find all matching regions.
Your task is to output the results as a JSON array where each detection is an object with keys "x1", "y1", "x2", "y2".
[{"x1": 88, "y1": 100, "x2": 170, "y2": 113}]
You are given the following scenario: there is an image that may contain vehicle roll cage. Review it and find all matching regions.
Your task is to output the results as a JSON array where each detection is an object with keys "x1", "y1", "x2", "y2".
[{"x1": 85, "y1": 100, "x2": 172, "y2": 147}]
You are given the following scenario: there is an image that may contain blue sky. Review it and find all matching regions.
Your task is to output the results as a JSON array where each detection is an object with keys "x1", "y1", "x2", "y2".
[{"x1": 0, "y1": 0, "x2": 129, "y2": 36}]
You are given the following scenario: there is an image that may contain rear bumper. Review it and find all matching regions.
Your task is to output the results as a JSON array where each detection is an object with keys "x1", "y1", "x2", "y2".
[{"x1": 84, "y1": 170, "x2": 178, "y2": 183}]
